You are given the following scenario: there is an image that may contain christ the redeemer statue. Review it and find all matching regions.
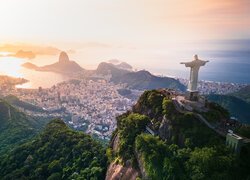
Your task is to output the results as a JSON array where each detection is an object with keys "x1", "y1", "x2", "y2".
[{"x1": 181, "y1": 55, "x2": 209, "y2": 92}]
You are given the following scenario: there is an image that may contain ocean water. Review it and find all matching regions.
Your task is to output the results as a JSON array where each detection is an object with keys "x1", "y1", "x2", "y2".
[
  {"x1": 151, "y1": 50, "x2": 250, "y2": 84},
  {"x1": 0, "y1": 56, "x2": 69, "y2": 89}
]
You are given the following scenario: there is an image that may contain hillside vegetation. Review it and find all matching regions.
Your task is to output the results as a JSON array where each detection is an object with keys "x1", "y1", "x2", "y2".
[
  {"x1": 232, "y1": 85, "x2": 250, "y2": 103},
  {"x1": 0, "y1": 119, "x2": 107, "y2": 180},
  {"x1": 4, "y1": 95, "x2": 45, "y2": 112},
  {"x1": 207, "y1": 94, "x2": 250, "y2": 124},
  {"x1": 0, "y1": 99, "x2": 45, "y2": 154}
]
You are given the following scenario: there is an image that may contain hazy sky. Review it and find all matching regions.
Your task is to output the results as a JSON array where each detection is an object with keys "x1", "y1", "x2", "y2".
[{"x1": 0, "y1": 0, "x2": 250, "y2": 71}]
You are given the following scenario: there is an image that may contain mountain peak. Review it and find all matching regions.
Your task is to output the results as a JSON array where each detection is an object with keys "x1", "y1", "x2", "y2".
[
  {"x1": 116, "y1": 62, "x2": 133, "y2": 70},
  {"x1": 59, "y1": 51, "x2": 69, "y2": 63},
  {"x1": 23, "y1": 51, "x2": 84, "y2": 74}
]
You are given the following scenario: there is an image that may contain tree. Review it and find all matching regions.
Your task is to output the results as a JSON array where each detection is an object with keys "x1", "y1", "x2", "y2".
[{"x1": 186, "y1": 147, "x2": 234, "y2": 180}]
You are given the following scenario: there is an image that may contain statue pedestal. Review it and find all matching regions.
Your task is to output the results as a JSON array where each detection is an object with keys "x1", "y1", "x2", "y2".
[{"x1": 185, "y1": 90, "x2": 199, "y2": 101}]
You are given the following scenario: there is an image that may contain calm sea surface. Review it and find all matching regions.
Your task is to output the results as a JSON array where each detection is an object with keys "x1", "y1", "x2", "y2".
[
  {"x1": 151, "y1": 51, "x2": 250, "y2": 84},
  {"x1": 0, "y1": 56, "x2": 70, "y2": 89}
]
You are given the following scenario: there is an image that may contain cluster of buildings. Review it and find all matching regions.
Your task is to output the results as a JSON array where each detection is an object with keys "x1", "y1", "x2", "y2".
[
  {"x1": 177, "y1": 78, "x2": 246, "y2": 95},
  {"x1": 3, "y1": 79, "x2": 139, "y2": 140}
]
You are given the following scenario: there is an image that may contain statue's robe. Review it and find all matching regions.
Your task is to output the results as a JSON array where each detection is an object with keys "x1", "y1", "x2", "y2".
[{"x1": 182, "y1": 59, "x2": 207, "y2": 91}]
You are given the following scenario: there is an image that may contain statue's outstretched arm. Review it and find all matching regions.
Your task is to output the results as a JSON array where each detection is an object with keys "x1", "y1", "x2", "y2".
[
  {"x1": 180, "y1": 62, "x2": 192, "y2": 67},
  {"x1": 200, "y1": 60, "x2": 209, "y2": 66}
]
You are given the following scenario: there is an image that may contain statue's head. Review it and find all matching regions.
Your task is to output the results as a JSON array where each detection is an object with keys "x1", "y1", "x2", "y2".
[{"x1": 194, "y1": 54, "x2": 198, "y2": 60}]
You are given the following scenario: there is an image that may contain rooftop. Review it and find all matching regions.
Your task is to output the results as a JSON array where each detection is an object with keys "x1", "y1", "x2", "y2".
[{"x1": 227, "y1": 133, "x2": 243, "y2": 140}]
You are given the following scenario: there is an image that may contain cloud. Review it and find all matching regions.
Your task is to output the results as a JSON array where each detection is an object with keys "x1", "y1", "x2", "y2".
[
  {"x1": 79, "y1": 42, "x2": 112, "y2": 48},
  {"x1": 63, "y1": 42, "x2": 113, "y2": 50},
  {"x1": 65, "y1": 41, "x2": 137, "y2": 51},
  {"x1": 0, "y1": 43, "x2": 61, "y2": 56}
]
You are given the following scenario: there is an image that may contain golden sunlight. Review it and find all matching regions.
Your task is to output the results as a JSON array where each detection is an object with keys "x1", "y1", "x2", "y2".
[
  {"x1": 0, "y1": 56, "x2": 24, "y2": 78},
  {"x1": 0, "y1": 52, "x2": 12, "y2": 56}
]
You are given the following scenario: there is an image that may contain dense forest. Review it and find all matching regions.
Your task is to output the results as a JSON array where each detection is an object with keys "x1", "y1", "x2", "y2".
[
  {"x1": 0, "y1": 119, "x2": 107, "y2": 180},
  {"x1": 206, "y1": 85, "x2": 250, "y2": 124},
  {"x1": 0, "y1": 100, "x2": 45, "y2": 154}
]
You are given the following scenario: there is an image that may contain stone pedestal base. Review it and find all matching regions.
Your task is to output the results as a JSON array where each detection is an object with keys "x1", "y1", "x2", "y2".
[{"x1": 185, "y1": 90, "x2": 199, "y2": 101}]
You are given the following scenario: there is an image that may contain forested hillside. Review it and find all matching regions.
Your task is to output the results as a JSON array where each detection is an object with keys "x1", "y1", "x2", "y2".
[
  {"x1": 207, "y1": 94, "x2": 250, "y2": 124},
  {"x1": 0, "y1": 99, "x2": 44, "y2": 154},
  {"x1": 0, "y1": 119, "x2": 107, "y2": 180}
]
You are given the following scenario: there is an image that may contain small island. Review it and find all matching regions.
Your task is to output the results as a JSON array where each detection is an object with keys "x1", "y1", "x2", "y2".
[
  {"x1": 0, "y1": 75, "x2": 28, "y2": 89},
  {"x1": 14, "y1": 50, "x2": 36, "y2": 59}
]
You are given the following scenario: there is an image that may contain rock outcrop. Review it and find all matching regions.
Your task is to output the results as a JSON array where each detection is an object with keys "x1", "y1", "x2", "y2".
[
  {"x1": 158, "y1": 115, "x2": 172, "y2": 140},
  {"x1": 58, "y1": 51, "x2": 69, "y2": 63},
  {"x1": 106, "y1": 133, "x2": 141, "y2": 180},
  {"x1": 105, "y1": 162, "x2": 140, "y2": 180}
]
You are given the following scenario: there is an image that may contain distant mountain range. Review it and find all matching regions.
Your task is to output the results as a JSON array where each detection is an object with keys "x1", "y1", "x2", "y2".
[
  {"x1": 23, "y1": 52, "x2": 186, "y2": 91},
  {"x1": 96, "y1": 62, "x2": 186, "y2": 91}
]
